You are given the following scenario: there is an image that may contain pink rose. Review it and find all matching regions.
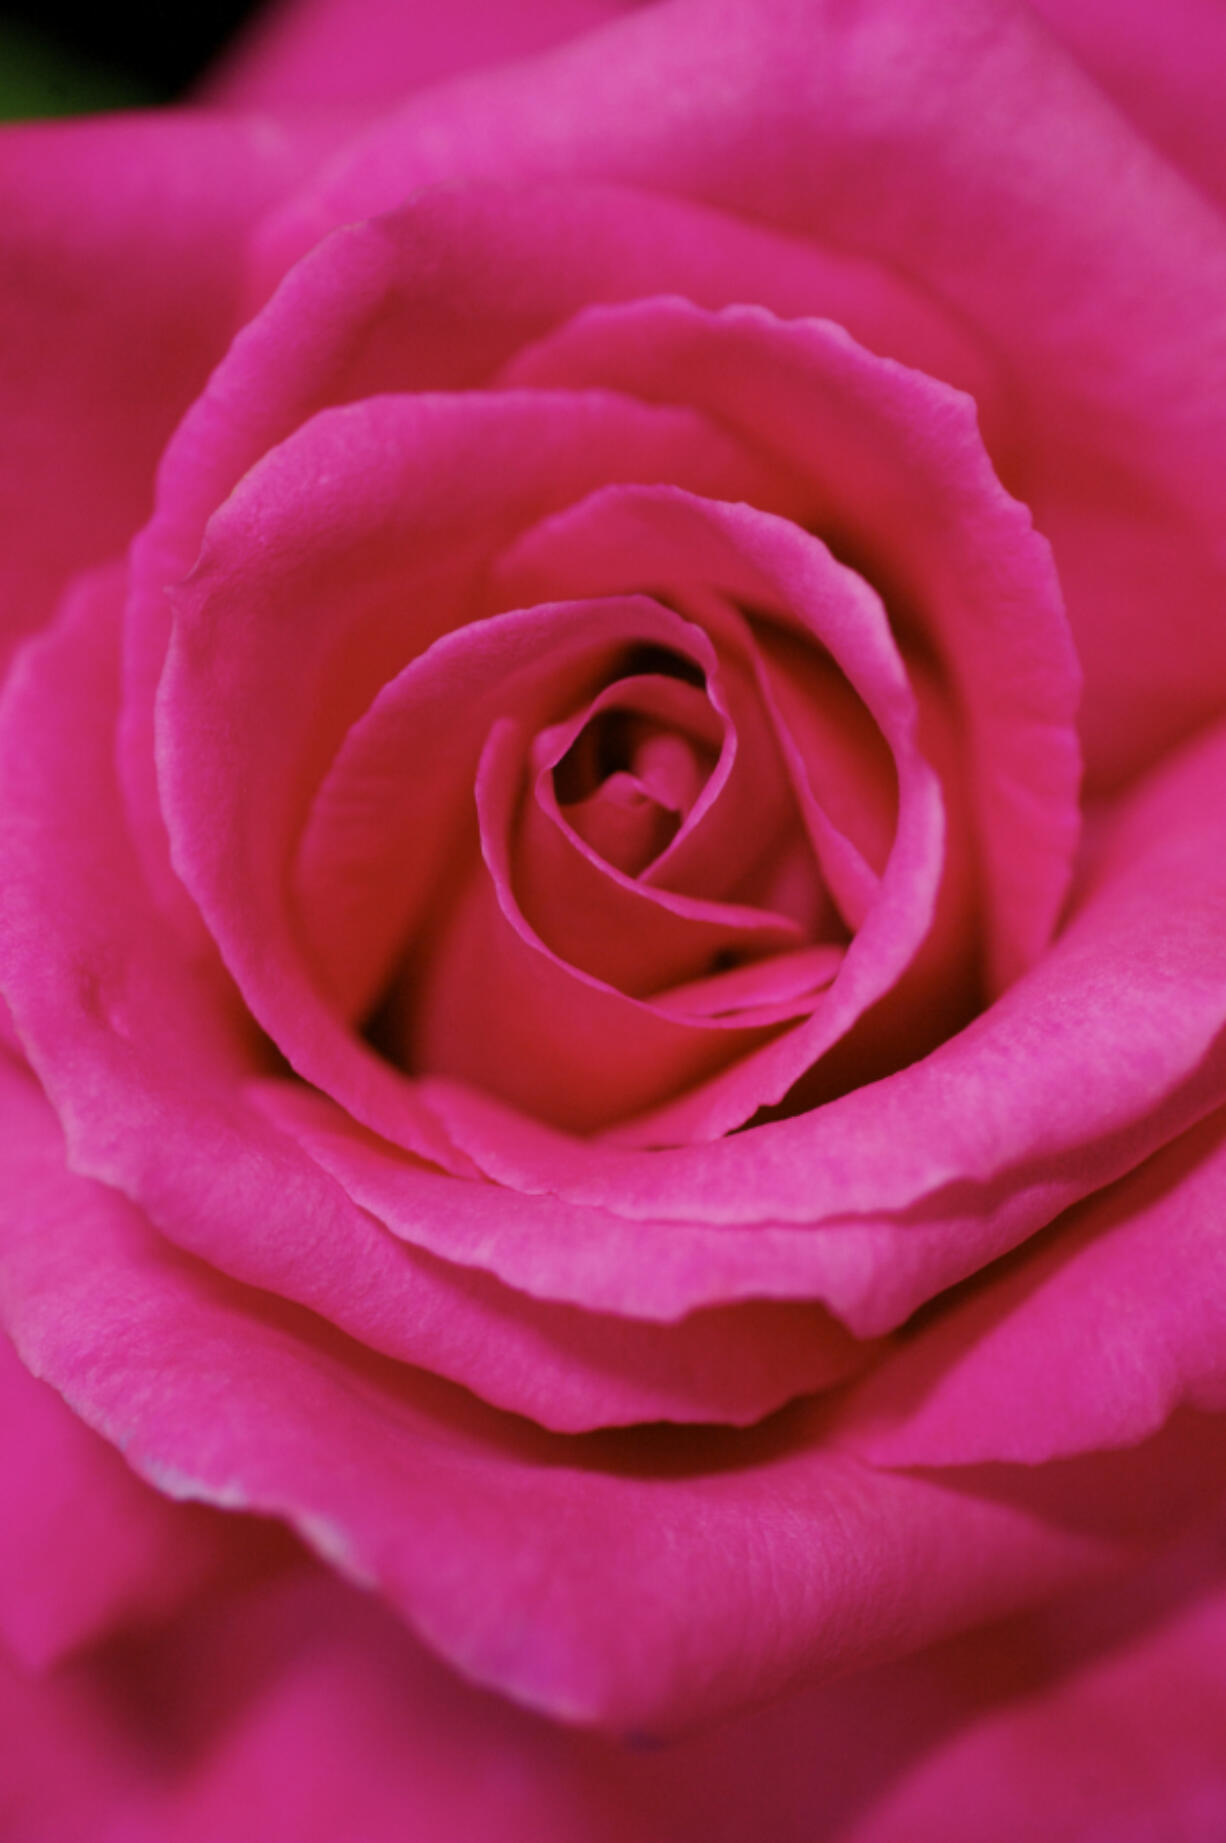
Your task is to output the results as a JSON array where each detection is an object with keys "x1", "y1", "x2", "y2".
[{"x1": 4, "y1": 0, "x2": 1226, "y2": 1835}]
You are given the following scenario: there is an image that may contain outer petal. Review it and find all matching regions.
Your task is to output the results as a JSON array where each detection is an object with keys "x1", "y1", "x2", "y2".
[
  {"x1": 4, "y1": 1055, "x2": 1226, "y2": 1734},
  {"x1": 835, "y1": 1529, "x2": 1226, "y2": 1843},
  {"x1": 0, "y1": 1641, "x2": 145, "y2": 1843},
  {"x1": 256, "y1": 0, "x2": 1226, "y2": 785},
  {"x1": 1028, "y1": 0, "x2": 1226, "y2": 204},
  {"x1": 0, "y1": 108, "x2": 344, "y2": 676},
  {"x1": 841, "y1": 1106, "x2": 1226, "y2": 1467},
  {"x1": 0, "y1": 1319, "x2": 222, "y2": 1670},
  {"x1": 5, "y1": 1531, "x2": 1226, "y2": 1842},
  {"x1": 208, "y1": 0, "x2": 635, "y2": 107}
]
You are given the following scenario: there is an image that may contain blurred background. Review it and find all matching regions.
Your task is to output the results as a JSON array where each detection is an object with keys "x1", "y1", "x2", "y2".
[{"x1": 0, "y1": 0, "x2": 262, "y2": 116}]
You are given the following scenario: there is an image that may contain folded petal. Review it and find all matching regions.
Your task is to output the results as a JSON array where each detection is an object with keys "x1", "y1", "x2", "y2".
[
  {"x1": 6, "y1": 1527, "x2": 1226, "y2": 1842},
  {"x1": 502, "y1": 296, "x2": 1079, "y2": 993},
  {"x1": 841, "y1": 1106, "x2": 1226, "y2": 1467},
  {"x1": 836, "y1": 1528, "x2": 1226, "y2": 1843},
  {"x1": 159, "y1": 390, "x2": 778, "y2": 1163},
  {"x1": 0, "y1": 574, "x2": 851, "y2": 1432},
  {"x1": 417, "y1": 718, "x2": 1226, "y2": 1336},
  {"x1": 257, "y1": 0, "x2": 1226, "y2": 786},
  {"x1": 124, "y1": 176, "x2": 979, "y2": 908},
  {"x1": 409, "y1": 714, "x2": 795, "y2": 1132},
  {"x1": 5, "y1": 1055, "x2": 1226, "y2": 1733},
  {"x1": 488, "y1": 483, "x2": 949, "y2": 1142},
  {"x1": 254, "y1": 720, "x2": 1226, "y2": 1343},
  {"x1": 293, "y1": 588, "x2": 727, "y2": 1028}
]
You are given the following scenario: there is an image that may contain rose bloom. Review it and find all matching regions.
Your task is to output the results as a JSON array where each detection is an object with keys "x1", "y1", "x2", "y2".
[{"x1": 4, "y1": 0, "x2": 1226, "y2": 1836}]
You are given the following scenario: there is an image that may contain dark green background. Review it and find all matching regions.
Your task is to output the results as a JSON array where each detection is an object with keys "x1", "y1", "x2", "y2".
[{"x1": 0, "y1": 1, "x2": 260, "y2": 118}]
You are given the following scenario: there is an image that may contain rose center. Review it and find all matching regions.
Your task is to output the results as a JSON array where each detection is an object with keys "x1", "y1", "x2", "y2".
[{"x1": 554, "y1": 706, "x2": 718, "y2": 878}]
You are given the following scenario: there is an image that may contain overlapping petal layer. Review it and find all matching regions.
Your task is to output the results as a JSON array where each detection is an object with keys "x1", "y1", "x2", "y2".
[
  {"x1": 2, "y1": 0, "x2": 1225, "y2": 1792},
  {"x1": 501, "y1": 297, "x2": 1079, "y2": 992},
  {"x1": 119, "y1": 177, "x2": 994, "y2": 910},
  {"x1": 0, "y1": 573, "x2": 858, "y2": 1432},
  {"x1": 253, "y1": 0, "x2": 1226, "y2": 786},
  {"x1": 5, "y1": 1053, "x2": 1226, "y2": 1735}
]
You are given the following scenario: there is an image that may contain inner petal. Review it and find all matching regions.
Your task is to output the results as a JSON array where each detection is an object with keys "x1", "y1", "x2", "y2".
[
  {"x1": 565, "y1": 772, "x2": 681, "y2": 878},
  {"x1": 489, "y1": 483, "x2": 949, "y2": 1144},
  {"x1": 547, "y1": 671, "x2": 722, "y2": 877},
  {"x1": 401, "y1": 717, "x2": 798, "y2": 1132}
]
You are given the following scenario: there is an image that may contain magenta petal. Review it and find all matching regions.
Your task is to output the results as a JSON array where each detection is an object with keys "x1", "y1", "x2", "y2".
[
  {"x1": 159, "y1": 389, "x2": 774, "y2": 1160},
  {"x1": 492, "y1": 483, "x2": 947, "y2": 1143},
  {"x1": 0, "y1": 108, "x2": 339, "y2": 681},
  {"x1": 0, "y1": 1318, "x2": 221, "y2": 1670},
  {"x1": 245, "y1": 1075, "x2": 869, "y2": 1322},
  {"x1": 297, "y1": 594, "x2": 731, "y2": 1028},
  {"x1": 5, "y1": 1059, "x2": 1226, "y2": 1733},
  {"x1": 252, "y1": 177, "x2": 999, "y2": 414},
  {"x1": 533, "y1": 671, "x2": 724, "y2": 882},
  {"x1": 518, "y1": 774, "x2": 806, "y2": 1001},
  {"x1": 842, "y1": 1107, "x2": 1226, "y2": 1468},
  {"x1": 749, "y1": 625, "x2": 894, "y2": 931},
  {"x1": 6, "y1": 1534, "x2": 1226, "y2": 1843},
  {"x1": 832, "y1": 1534, "x2": 1226, "y2": 1843},
  {"x1": 1, "y1": 580, "x2": 865, "y2": 1433},
  {"x1": 1029, "y1": 0, "x2": 1226, "y2": 205},
  {"x1": 409, "y1": 713, "x2": 794, "y2": 1132},
  {"x1": 121, "y1": 171, "x2": 978, "y2": 908},
  {"x1": 657, "y1": 946, "x2": 844, "y2": 1021},
  {"x1": 504, "y1": 296, "x2": 1079, "y2": 991},
  {"x1": 253, "y1": 0, "x2": 1226, "y2": 787},
  {"x1": 415, "y1": 717, "x2": 1226, "y2": 1337}
]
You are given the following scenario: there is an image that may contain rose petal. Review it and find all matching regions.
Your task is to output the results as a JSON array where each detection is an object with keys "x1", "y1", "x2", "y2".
[
  {"x1": 422, "y1": 714, "x2": 1226, "y2": 1214},
  {"x1": 837, "y1": 1531, "x2": 1226, "y2": 1843},
  {"x1": 748, "y1": 623, "x2": 894, "y2": 929},
  {"x1": 159, "y1": 389, "x2": 782, "y2": 1164},
  {"x1": 1029, "y1": 0, "x2": 1226, "y2": 204},
  {"x1": 297, "y1": 594, "x2": 739, "y2": 1031},
  {"x1": 4, "y1": 1059, "x2": 1226, "y2": 1735},
  {"x1": 502, "y1": 296, "x2": 1079, "y2": 992},
  {"x1": 0, "y1": 108, "x2": 341, "y2": 680},
  {"x1": 0, "y1": 576, "x2": 854, "y2": 1432},
  {"x1": 0, "y1": 1640, "x2": 142, "y2": 1841},
  {"x1": 256, "y1": 0, "x2": 1226, "y2": 786},
  {"x1": 841, "y1": 1106, "x2": 1226, "y2": 1468},
  {"x1": 125, "y1": 175, "x2": 991, "y2": 914},
  {"x1": 246, "y1": 1075, "x2": 860, "y2": 1320},
  {"x1": 0, "y1": 1318, "x2": 221, "y2": 1671},
  {"x1": 408, "y1": 714, "x2": 792, "y2": 1132},
  {"x1": 6, "y1": 1531, "x2": 1226, "y2": 1842},
  {"x1": 490, "y1": 484, "x2": 948, "y2": 1144},
  {"x1": 521, "y1": 767, "x2": 808, "y2": 997}
]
